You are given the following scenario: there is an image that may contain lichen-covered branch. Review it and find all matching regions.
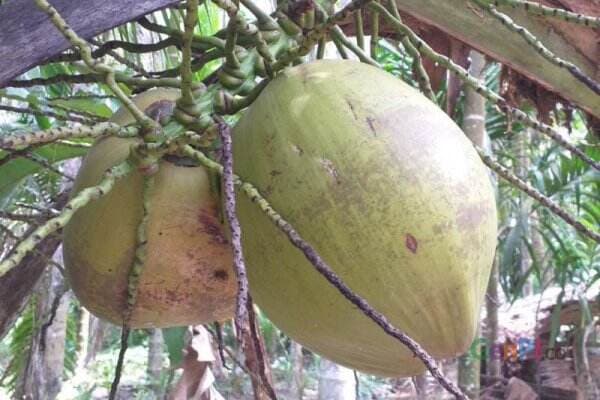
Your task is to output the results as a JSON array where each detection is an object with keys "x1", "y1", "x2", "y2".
[
  {"x1": 487, "y1": 0, "x2": 600, "y2": 28},
  {"x1": 0, "y1": 123, "x2": 138, "y2": 150},
  {"x1": 181, "y1": 145, "x2": 468, "y2": 400},
  {"x1": 477, "y1": 147, "x2": 600, "y2": 243},
  {"x1": 0, "y1": 161, "x2": 133, "y2": 278}
]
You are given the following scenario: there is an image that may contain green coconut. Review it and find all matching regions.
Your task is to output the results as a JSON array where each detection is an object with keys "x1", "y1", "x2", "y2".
[
  {"x1": 233, "y1": 60, "x2": 497, "y2": 377},
  {"x1": 63, "y1": 89, "x2": 236, "y2": 328}
]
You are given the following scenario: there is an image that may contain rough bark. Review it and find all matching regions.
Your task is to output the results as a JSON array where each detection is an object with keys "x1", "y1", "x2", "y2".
[
  {"x1": 318, "y1": 358, "x2": 356, "y2": 400},
  {"x1": 0, "y1": 0, "x2": 180, "y2": 87}
]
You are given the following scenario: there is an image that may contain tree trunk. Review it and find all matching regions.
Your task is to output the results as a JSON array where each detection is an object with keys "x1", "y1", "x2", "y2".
[
  {"x1": 290, "y1": 341, "x2": 304, "y2": 399},
  {"x1": 318, "y1": 358, "x2": 356, "y2": 400},
  {"x1": 147, "y1": 328, "x2": 165, "y2": 398},
  {"x1": 15, "y1": 260, "x2": 69, "y2": 400},
  {"x1": 457, "y1": 49, "x2": 488, "y2": 399},
  {"x1": 84, "y1": 314, "x2": 109, "y2": 366},
  {"x1": 242, "y1": 308, "x2": 275, "y2": 400}
]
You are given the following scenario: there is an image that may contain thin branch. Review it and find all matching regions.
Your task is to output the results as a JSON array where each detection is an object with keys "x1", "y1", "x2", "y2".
[
  {"x1": 385, "y1": 0, "x2": 434, "y2": 101},
  {"x1": 354, "y1": 9, "x2": 365, "y2": 50},
  {"x1": 47, "y1": 37, "x2": 178, "y2": 63},
  {"x1": 108, "y1": 327, "x2": 131, "y2": 400},
  {"x1": 8, "y1": 73, "x2": 184, "y2": 89},
  {"x1": 0, "y1": 161, "x2": 133, "y2": 277},
  {"x1": 0, "y1": 104, "x2": 96, "y2": 124},
  {"x1": 489, "y1": 0, "x2": 600, "y2": 28},
  {"x1": 0, "y1": 123, "x2": 138, "y2": 150},
  {"x1": 182, "y1": 145, "x2": 468, "y2": 400},
  {"x1": 330, "y1": 25, "x2": 379, "y2": 66},
  {"x1": 476, "y1": 147, "x2": 600, "y2": 243},
  {"x1": 479, "y1": 2, "x2": 600, "y2": 95}
]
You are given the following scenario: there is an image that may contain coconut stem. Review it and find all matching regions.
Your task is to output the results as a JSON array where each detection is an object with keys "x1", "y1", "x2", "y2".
[
  {"x1": 476, "y1": 147, "x2": 600, "y2": 244},
  {"x1": 181, "y1": 144, "x2": 469, "y2": 400},
  {"x1": 0, "y1": 161, "x2": 133, "y2": 278},
  {"x1": 370, "y1": 1, "x2": 379, "y2": 59},
  {"x1": 179, "y1": 0, "x2": 200, "y2": 107},
  {"x1": 369, "y1": 1, "x2": 600, "y2": 173},
  {"x1": 476, "y1": 1, "x2": 600, "y2": 95},
  {"x1": 487, "y1": 0, "x2": 600, "y2": 28},
  {"x1": 384, "y1": 0, "x2": 435, "y2": 101},
  {"x1": 0, "y1": 123, "x2": 139, "y2": 151}
]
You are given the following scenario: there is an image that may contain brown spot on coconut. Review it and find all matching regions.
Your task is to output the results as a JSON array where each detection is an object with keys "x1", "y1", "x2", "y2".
[
  {"x1": 63, "y1": 88, "x2": 236, "y2": 328},
  {"x1": 232, "y1": 60, "x2": 497, "y2": 377}
]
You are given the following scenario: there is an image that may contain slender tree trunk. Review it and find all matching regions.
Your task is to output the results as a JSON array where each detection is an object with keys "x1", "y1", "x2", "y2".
[
  {"x1": 457, "y1": 49, "x2": 488, "y2": 399},
  {"x1": 148, "y1": 328, "x2": 165, "y2": 398},
  {"x1": 485, "y1": 257, "x2": 501, "y2": 379},
  {"x1": 84, "y1": 314, "x2": 108, "y2": 366},
  {"x1": 318, "y1": 358, "x2": 356, "y2": 400},
  {"x1": 15, "y1": 262, "x2": 69, "y2": 400},
  {"x1": 290, "y1": 341, "x2": 304, "y2": 399}
]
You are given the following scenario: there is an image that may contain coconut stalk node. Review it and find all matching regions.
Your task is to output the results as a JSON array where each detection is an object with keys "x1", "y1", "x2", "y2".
[
  {"x1": 63, "y1": 89, "x2": 236, "y2": 328},
  {"x1": 233, "y1": 60, "x2": 497, "y2": 377}
]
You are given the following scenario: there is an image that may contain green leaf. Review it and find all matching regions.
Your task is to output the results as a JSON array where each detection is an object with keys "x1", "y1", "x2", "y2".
[
  {"x1": 162, "y1": 327, "x2": 187, "y2": 367},
  {"x1": 48, "y1": 98, "x2": 113, "y2": 119}
]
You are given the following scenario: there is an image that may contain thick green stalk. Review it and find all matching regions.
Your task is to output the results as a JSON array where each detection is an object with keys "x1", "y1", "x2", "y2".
[{"x1": 180, "y1": 0, "x2": 200, "y2": 107}]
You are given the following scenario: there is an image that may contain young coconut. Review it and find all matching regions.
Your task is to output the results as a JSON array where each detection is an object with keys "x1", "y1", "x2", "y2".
[
  {"x1": 233, "y1": 60, "x2": 497, "y2": 377},
  {"x1": 63, "y1": 89, "x2": 236, "y2": 328}
]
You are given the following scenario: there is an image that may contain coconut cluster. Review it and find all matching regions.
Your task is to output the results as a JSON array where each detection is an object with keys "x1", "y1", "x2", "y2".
[{"x1": 63, "y1": 60, "x2": 497, "y2": 377}]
